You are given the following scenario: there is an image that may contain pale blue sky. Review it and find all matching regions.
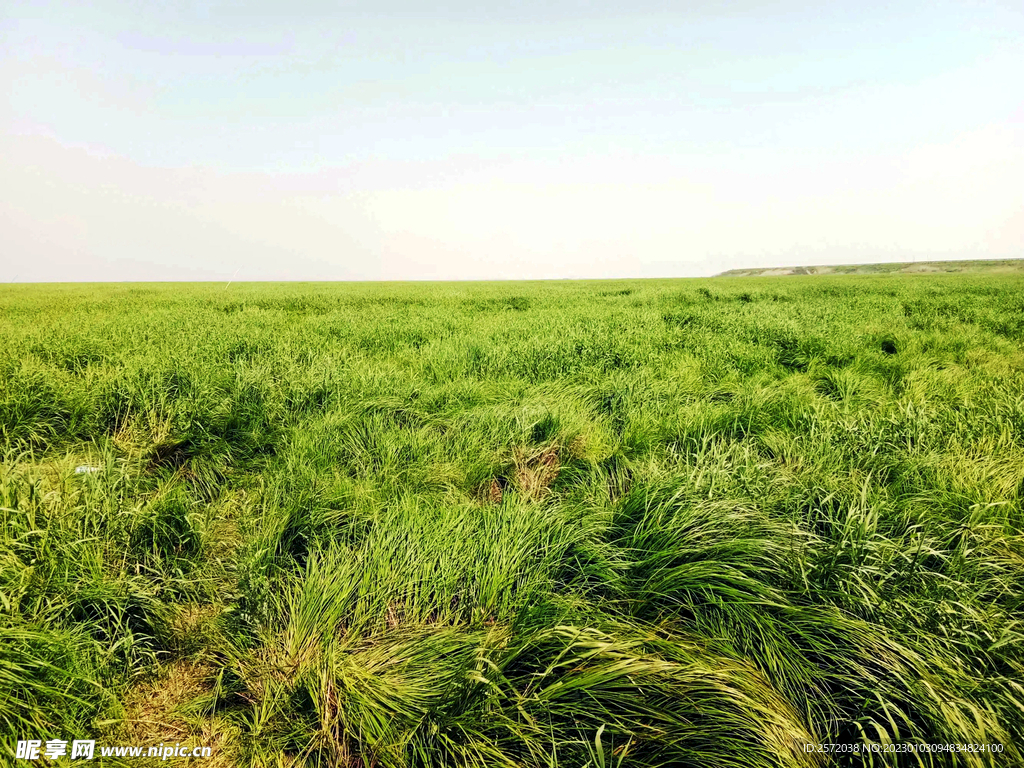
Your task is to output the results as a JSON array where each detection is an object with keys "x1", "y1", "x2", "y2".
[{"x1": 2, "y1": 1, "x2": 1022, "y2": 280}]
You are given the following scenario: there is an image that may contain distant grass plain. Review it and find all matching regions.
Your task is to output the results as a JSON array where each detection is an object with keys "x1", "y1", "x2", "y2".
[
  {"x1": 718, "y1": 257, "x2": 1024, "y2": 277},
  {"x1": 2, "y1": 268, "x2": 1024, "y2": 767}
]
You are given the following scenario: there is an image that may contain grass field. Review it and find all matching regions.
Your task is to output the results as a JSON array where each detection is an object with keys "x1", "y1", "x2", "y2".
[
  {"x1": 718, "y1": 258, "x2": 1024, "y2": 277},
  {"x1": 2, "y1": 274, "x2": 1024, "y2": 767}
]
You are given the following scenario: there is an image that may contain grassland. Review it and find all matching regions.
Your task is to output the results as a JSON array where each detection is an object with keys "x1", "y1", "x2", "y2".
[
  {"x1": 718, "y1": 258, "x2": 1024, "y2": 277},
  {"x1": 2, "y1": 275, "x2": 1023, "y2": 767}
]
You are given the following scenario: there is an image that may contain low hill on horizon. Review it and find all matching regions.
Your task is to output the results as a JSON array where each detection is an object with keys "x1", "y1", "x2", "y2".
[{"x1": 717, "y1": 258, "x2": 1024, "y2": 277}]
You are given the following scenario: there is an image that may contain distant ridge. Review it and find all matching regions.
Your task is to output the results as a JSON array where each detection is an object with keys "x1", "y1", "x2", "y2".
[{"x1": 717, "y1": 258, "x2": 1024, "y2": 277}]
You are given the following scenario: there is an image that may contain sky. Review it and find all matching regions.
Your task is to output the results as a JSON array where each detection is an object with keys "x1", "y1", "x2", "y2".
[{"x1": 2, "y1": 0, "x2": 1022, "y2": 281}]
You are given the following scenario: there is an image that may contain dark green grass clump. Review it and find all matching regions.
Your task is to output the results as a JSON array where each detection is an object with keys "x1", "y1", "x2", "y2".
[{"x1": 1, "y1": 275, "x2": 1023, "y2": 766}]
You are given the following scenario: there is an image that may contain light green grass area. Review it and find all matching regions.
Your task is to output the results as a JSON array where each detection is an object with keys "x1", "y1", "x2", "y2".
[{"x1": 2, "y1": 275, "x2": 1023, "y2": 767}]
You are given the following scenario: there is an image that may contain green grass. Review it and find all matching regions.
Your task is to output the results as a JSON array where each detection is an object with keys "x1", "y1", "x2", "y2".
[{"x1": 1, "y1": 274, "x2": 1023, "y2": 767}]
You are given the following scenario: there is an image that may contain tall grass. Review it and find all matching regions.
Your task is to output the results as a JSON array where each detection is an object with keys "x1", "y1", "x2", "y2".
[{"x1": 1, "y1": 275, "x2": 1023, "y2": 765}]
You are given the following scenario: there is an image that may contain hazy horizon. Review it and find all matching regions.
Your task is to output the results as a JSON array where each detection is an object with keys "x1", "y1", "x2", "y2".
[
  {"x1": 5, "y1": 255, "x2": 1024, "y2": 286},
  {"x1": 3, "y1": 1, "x2": 1022, "y2": 282}
]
